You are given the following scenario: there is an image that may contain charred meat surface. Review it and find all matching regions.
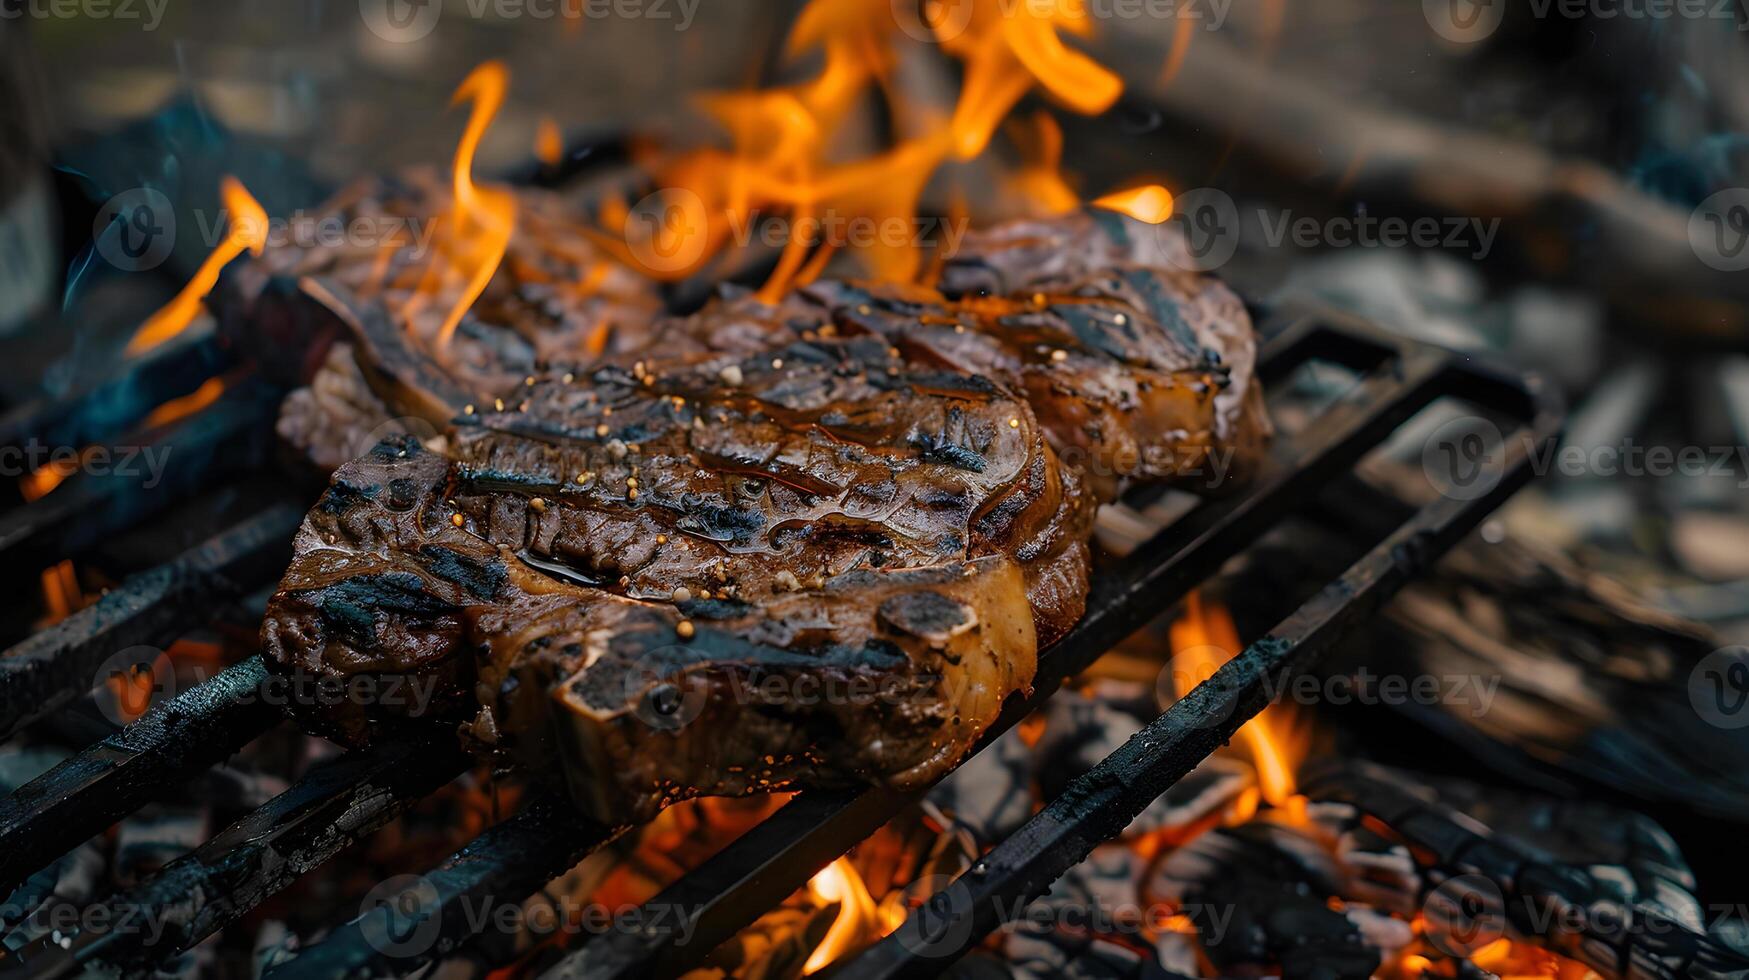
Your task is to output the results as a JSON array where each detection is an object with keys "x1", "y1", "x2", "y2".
[{"x1": 263, "y1": 320, "x2": 1090, "y2": 819}]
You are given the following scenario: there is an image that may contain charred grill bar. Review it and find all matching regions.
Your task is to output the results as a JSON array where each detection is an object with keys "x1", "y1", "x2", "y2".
[
  {"x1": 0, "y1": 301, "x2": 1560, "y2": 980},
  {"x1": 0, "y1": 504, "x2": 302, "y2": 742}
]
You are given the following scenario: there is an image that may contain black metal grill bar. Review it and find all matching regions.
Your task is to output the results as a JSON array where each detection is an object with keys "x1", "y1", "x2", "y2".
[
  {"x1": 0, "y1": 331, "x2": 231, "y2": 468},
  {"x1": 528, "y1": 311, "x2": 1468, "y2": 980},
  {"x1": 837, "y1": 351, "x2": 1562, "y2": 980},
  {"x1": 0, "y1": 655, "x2": 278, "y2": 898},
  {"x1": 0, "y1": 379, "x2": 281, "y2": 574},
  {"x1": 0, "y1": 732, "x2": 471, "y2": 980},
  {"x1": 264, "y1": 793, "x2": 624, "y2": 980},
  {"x1": 0, "y1": 502, "x2": 302, "y2": 740}
]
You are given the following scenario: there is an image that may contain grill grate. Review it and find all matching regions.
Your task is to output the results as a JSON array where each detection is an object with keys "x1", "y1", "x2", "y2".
[{"x1": 0, "y1": 303, "x2": 1562, "y2": 980}]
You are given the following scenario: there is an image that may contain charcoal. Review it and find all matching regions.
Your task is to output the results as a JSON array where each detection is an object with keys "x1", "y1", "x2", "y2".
[
  {"x1": 1304, "y1": 762, "x2": 1749, "y2": 980},
  {"x1": 1147, "y1": 823, "x2": 1377, "y2": 979},
  {"x1": 1125, "y1": 757, "x2": 1253, "y2": 839},
  {"x1": 927, "y1": 725, "x2": 1035, "y2": 844}
]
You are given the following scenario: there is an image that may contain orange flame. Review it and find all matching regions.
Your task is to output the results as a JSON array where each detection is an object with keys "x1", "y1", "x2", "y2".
[
  {"x1": 19, "y1": 376, "x2": 227, "y2": 503},
  {"x1": 804, "y1": 857, "x2": 879, "y2": 973},
  {"x1": 536, "y1": 116, "x2": 564, "y2": 167},
  {"x1": 1005, "y1": 112, "x2": 1080, "y2": 216},
  {"x1": 142, "y1": 376, "x2": 226, "y2": 429},
  {"x1": 1093, "y1": 184, "x2": 1174, "y2": 224},
  {"x1": 125, "y1": 177, "x2": 267, "y2": 356},
  {"x1": 1168, "y1": 591, "x2": 1304, "y2": 807},
  {"x1": 435, "y1": 61, "x2": 517, "y2": 351},
  {"x1": 630, "y1": 0, "x2": 1127, "y2": 293}
]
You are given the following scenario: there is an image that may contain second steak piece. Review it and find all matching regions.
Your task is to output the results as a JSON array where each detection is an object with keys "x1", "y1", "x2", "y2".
[{"x1": 631, "y1": 211, "x2": 1270, "y2": 501}]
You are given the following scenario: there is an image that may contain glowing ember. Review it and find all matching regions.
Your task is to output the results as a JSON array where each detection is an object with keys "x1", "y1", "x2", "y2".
[
  {"x1": 124, "y1": 177, "x2": 267, "y2": 356},
  {"x1": 20, "y1": 447, "x2": 99, "y2": 502},
  {"x1": 1168, "y1": 590, "x2": 1304, "y2": 807},
  {"x1": 38, "y1": 559, "x2": 83, "y2": 624},
  {"x1": 803, "y1": 856, "x2": 878, "y2": 973},
  {"x1": 435, "y1": 61, "x2": 517, "y2": 352},
  {"x1": 1093, "y1": 184, "x2": 1175, "y2": 224}
]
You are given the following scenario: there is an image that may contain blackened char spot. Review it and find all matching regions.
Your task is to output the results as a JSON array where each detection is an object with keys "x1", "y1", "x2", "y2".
[
  {"x1": 909, "y1": 430, "x2": 987, "y2": 473},
  {"x1": 877, "y1": 590, "x2": 973, "y2": 643},
  {"x1": 419, "y1": 545, "x2": 507, "y2": 600},
  {"x1": 678, "y1": 597, "x2": 756, "y2": 620},
  {"x1": 1122, "y1": 268, "x2": 1201, "y2": 352},
  {"x1": 318, "y1": 478, "x2": 379, "y2": 516},
  {"x1": 308, "y1": 572, "x2": 459, "y2": 644},
  {"x1": 1053, "y1": 304, "x2": 1142, "y2": 364},
  {"x1": 677, "y1": 501, "x2": 767, "y2": 543}
]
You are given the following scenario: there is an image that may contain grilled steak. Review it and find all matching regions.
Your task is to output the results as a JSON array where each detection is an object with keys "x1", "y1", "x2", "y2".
[
  {"x1": 216, "y1": 170, "x2": 662, "y2": 468},
  {"x1": 262, "y1": 325, "x2": 1089, "y2": 820},
  {"x1": 257, "y1": 209, "x2": 1269, "y2": 821}
]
